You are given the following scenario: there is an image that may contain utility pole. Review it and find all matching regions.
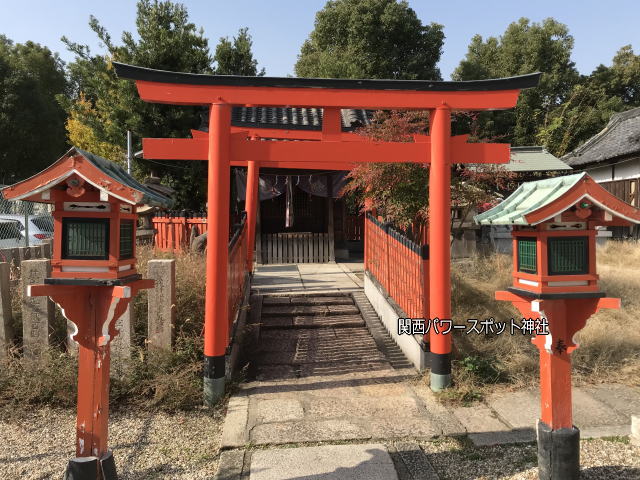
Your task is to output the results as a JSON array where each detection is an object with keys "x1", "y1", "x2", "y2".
[{"x1": 127, "y1": 130, "x2": 133, "y2": 174}]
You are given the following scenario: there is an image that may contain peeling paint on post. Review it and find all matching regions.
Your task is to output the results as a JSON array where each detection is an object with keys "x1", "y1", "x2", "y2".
[
  {"x1": 0, "y1": 262, "x2": 14, "y2": 357},
  {"x1": 21, "y1": 259, "x2": 54, "y2": 358},
  {"x1": 147, "y1": 259, "x2": 176, "y2": 350}
]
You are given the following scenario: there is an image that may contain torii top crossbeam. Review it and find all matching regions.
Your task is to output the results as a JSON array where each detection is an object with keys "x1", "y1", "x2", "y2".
[
  {"x1": 114, "y1": 62, "x2": 540, "y2": 109},
  {"x1": 114, "y1": 61, "x2": 540, "y2": 400}
]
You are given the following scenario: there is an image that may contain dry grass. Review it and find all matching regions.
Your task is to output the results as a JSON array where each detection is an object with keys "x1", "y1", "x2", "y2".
[
  {"x1": 0, "y1": 245, "x2": 209, "y2": 412},
  {"x1": 440, "y1": 240, "x2": 640, "y2": 404}
]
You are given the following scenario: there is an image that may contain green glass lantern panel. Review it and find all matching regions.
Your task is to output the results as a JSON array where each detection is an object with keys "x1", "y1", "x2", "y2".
[
  {"x1": 119, "y1": 220, "x2": 134, "y2": 259},
  {"x1": 517, "y1": 238, "x2": 537, "y2": 274},
  {"x1": 548, "y1": 236, "x2": 588, "y2": 275},
  {"x1": 62, "y1": 218, "x2": 109, "y2": 260}
]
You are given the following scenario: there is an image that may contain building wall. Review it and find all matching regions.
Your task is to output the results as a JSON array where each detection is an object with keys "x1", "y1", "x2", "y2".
[
  {"x1": 585, "y1": 157, "x2": 640, "y2": 183},
  {"x1": 585, "y1": 165, "x2": 614, "y2": 182},
  {"x1": 613, "y1": 157, "x2": 640, "y2": 181}
]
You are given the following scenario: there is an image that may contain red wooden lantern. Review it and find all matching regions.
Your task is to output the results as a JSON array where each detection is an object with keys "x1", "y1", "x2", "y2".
[
  {"x1": 2, "y1": 147, "x2": 172, "y2": 480},
  {"x1": 476, "y1": 173, "x2": 640, "y2": 480}
]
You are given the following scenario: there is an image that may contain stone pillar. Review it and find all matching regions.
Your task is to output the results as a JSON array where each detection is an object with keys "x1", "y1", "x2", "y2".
[
  {"x1": 41, "y1": 239, "x2": 52, "y2": 258},
  {"x1": 111, "y1": 304, "x2": 135, "y2": 360},
  {"x1": 147, "y1": 259, "x2": 176, "y2": 350},
  {"x1": 30, "y1": 245, "x2": 42, "y2": 259},
  {"x1": 21, "y1": 259, "x2": 54, "y2": 357},
  {"x1": 18, "y1": 246, "x2": 31, "y2": 265},
  {"x1": 0, "y1": 262, "x2": 14, "y2": 357},
  {"x1": 632, "y1": 415, "x2": 640, "y2": 447}
]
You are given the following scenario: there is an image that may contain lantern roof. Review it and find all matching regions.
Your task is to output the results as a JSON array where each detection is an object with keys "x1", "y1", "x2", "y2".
[
  {"x1": 1, "y1": 147, "x2": 173, "y2": 208},
  {"x1": 474, "y1": 173, "x2": 640, "y2": 226}
]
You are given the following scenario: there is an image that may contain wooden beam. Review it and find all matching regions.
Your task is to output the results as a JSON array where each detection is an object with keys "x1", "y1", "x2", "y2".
[
  {"x1": 135, "y1": 80, "x2": 523, "y2": 111},
  {"x1": 142, "y1": 136, "x2": 510, "y2": 165}
]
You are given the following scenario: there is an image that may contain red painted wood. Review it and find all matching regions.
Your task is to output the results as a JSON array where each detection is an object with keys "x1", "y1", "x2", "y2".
[{"x1": 135, "y1": 80, "x2": 522, "y2": 110}]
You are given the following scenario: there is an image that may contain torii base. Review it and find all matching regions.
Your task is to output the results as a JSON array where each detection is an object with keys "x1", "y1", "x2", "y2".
[{"x1": 537, "y1": 421, "x2": 580, "y2": 480}]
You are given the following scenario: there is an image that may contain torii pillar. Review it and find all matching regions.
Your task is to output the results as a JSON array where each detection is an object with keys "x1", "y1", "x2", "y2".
[
  {"x1": 203, "y1": 103, "x2": 231, "y2": 405},
  {"x1": 429, "y1": 105, "x2": 452, "y2": 390},
  {"x1": 245, "y1": 159, "x2": 260, "y2": 273}
]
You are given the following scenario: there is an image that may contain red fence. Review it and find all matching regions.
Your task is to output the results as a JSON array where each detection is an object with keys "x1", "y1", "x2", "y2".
[
  {"x1": 152, "y1": 212, "x2": 208, "y2": 252},
  {"x1": 228, "y1": 212, "x2": 248, "y2": 327},
  {"x1": 364, "y1": 213, "x2": 429, "y2": 318}
]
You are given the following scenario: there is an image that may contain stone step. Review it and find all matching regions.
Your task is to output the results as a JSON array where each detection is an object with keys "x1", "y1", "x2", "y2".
[
  {"x1": 261, "y1": 314, "x2": 365, "y2": 329},
  {"x1": 262, "y1": 304, "x2": 360, "y2": 317},
  {"x1": 263, "y1": 295, "x2": 354, "y2": 306},
  {"x1": 254, "y1": 360, "x2": 394, "y2": 380}
]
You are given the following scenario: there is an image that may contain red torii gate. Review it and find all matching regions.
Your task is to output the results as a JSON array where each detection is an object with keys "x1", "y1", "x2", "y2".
[{"x1": 114, "y1": 62, "x2": 539, "y2": 401}]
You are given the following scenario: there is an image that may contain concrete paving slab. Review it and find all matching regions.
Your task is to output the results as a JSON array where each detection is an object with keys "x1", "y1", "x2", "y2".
[
  {"x1": 296, "y1": 264, "x2": 344, "y2": 274},
  {"x1": 573, "y1": 388, "x2": 628, "y2": 427},
  {"x1": 452, "y1": 404, "x2": 510, "y2": 434},
  {"x1": 304, "y1": 396, "x2": 423, "y2": 420},
  {"x1": 582, "y1": 383, "x2": 640, "y2": 421},
  {"x1": 221, "y1": 396, "x2": 250, "y2": 448},
  {"x1": 486, "y1": 390, "x2": 538, "y2": 430},
  {"x1": 366, "y1": 417, "x2": 439, "y2": 439},
  {"x1": 250, "y1": 419, "x2": 371, "y2": 444},
  {"x1": 215, "y1": 449, "x2": 245, "y2": 480},
  {"x1": 252, "y1": 398, "x2": 304, "y2": 423},
  {"x1": 249, "y1": 444, "x2": 398, "y2": 480},
  {"x1": 411, "y1": 383, "x2": 466, "y2": 436}
]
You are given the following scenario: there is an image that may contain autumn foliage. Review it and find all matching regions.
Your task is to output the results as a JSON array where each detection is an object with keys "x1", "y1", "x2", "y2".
[{"x1": 344, "y1": 110, "x2": 518, "y2": 232}]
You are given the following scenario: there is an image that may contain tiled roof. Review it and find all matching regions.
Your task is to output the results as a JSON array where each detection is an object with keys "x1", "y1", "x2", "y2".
[
  {"x1": 563, "y1": 107, "x2": 640, "y2": 167},
  {"x1": 507, "y1": 146, "x2": 571, "y2": 172},
  {"x1": 474, "y1": 173, "x2": 587, "y2": 225},
  {"x1": 73, "y1": 148, "x2": 173, "y2": 207},
  {"x1": 207, "y1": 107, "x2": 373, "y2": 131}
]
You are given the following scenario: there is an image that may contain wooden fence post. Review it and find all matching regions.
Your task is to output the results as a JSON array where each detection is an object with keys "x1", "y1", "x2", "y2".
[
  {"x1": 147, "y1": 259, "x2": 176, "y2": 350},
  {"x1": 0, "y1": 262, "x2": 13, "y2": 357}
]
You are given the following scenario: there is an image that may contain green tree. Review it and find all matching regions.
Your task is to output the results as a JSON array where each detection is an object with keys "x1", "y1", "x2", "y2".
[
  {"x1": 539, "y1": 45, "x2": 640, "y2": 156},
  {"x1": 295, "y1": 0, "x2": 444, "y2": 80},
  {"x1": 0, "y1": 36, "x2": 68, "y2": 183},
  {"x1": 62, "y1": 1, "x2": 263, "y2": 209},
  {"x1": 294, "y1": 0, "x2": 446, "y2": 227},
  {"x1": 214, "y1": 27, "x2": 265, "y2": 76},
  {"x1": 453, "y1": 18, "x2": 580, "y2": 147}
]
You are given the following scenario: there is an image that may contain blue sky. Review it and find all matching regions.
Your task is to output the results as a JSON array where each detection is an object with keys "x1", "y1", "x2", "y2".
[{"x1": 1, "y1": 0, "x2": 638, "y2": 79}]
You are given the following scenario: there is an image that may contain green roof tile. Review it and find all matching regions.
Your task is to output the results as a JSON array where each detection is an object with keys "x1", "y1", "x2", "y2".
[{"x1": 474, "y1": 173, "x2": 587, "y2": 225}]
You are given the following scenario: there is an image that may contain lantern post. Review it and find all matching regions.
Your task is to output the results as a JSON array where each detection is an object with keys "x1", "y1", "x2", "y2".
[
  {"x1": 2, "y1": 147, "x2": 172, "y2": 480},
  {"x1": 475, "y1": 173, "x2": 640, "y2": 480}
]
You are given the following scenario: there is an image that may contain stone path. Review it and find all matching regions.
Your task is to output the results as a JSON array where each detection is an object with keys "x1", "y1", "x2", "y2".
[
  {"x1": 250, "y1": 262, "x2": 363, "y2": 294},
  {"x1": 216, "y1": 264, "x2": 640, "y2": 479}
]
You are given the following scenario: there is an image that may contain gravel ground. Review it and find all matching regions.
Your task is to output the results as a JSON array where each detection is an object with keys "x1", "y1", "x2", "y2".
[
  {"x1": 0, "y1": 406, "x2": 224, "y2": 480},
  {"x1": 420, "y1": 437, "x2": 640, "y2": 480}
]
